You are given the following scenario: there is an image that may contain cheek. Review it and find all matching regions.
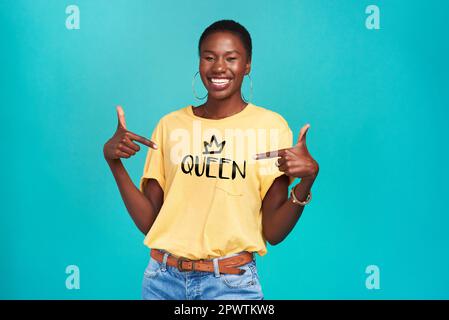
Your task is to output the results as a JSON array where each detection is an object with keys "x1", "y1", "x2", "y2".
[
  {"x1": 233, "y1": 75, "x2": 245, "y2": 89},
  {"x1": 199, "y1": 63, "x2": 207, "y2": 74},
  {"x1": 232, "y1": 62, "x2": 246, "y2": 74},
  {"x1": 198, "y1": 65, "x2": 209, "y2": 83},
  {"x1": 199, "y1": 60, "x2": 213, "y2": 72},
  {"x1": 233, "y1": 64, "x2": 247, "y2": 80}
]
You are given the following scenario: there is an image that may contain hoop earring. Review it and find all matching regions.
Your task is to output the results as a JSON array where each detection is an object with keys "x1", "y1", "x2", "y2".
[
  {"x1": 241, "y1": 73, "x2": 253, "y2": 103},
  {"x1": 192, "y1": 71, "x2": 208, "y2": 100}
]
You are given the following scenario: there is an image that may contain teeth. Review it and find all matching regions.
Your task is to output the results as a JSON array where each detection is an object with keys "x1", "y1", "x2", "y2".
[{"x1": 211, "y1": 78, "x2": 230, "y2": 84}]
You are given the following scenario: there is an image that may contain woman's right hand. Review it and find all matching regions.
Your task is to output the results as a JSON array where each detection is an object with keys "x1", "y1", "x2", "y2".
[{"x1": 103, "y1": 105, "x2": 158, "y2": 161}]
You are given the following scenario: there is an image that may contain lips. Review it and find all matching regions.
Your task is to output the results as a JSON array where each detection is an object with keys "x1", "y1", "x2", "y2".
[{"x1": 207, "y1": 77, "x2": 233, "y2": 91}]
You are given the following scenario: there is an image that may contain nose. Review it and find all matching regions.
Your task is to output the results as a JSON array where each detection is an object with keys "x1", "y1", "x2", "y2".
[{"x1": 211, "y1": 57, "x2": 226, "y2": 73}]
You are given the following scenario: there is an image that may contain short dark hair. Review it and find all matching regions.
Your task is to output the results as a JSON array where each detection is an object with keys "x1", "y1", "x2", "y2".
[{"x1": 198, "y1": 19, "x2": 252, "y2": 60}]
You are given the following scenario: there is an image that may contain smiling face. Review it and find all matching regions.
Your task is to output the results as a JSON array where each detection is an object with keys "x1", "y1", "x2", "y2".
[{"x1": 199, "y1": 31, "x2": 251, "y2": 101}]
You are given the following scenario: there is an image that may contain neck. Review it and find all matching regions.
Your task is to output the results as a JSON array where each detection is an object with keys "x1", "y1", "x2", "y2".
[{"x1": 203, "y1": 94, "x2": 248, "y2": 119}]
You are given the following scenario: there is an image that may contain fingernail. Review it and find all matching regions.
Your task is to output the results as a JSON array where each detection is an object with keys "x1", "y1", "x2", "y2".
[
  {"x1": 252, "y1": 155, "x2": 257, "y2": 160},
  {"x1": 153, "y1": 143, "x2": 158, "y2": 149}
]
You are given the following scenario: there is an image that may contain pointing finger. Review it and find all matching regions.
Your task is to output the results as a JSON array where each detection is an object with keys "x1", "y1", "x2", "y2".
[
  {"x1": 126, "y1": 131, "x2": 158, "y2": 149},
  {"x1": 253, "y1": 148, "x2": 288, "y2": 160}
]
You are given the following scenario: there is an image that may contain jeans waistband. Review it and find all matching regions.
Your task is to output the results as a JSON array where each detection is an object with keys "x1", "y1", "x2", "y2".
[{"x1": 155, "y1": 249, "x2": 254, "y2": 261}]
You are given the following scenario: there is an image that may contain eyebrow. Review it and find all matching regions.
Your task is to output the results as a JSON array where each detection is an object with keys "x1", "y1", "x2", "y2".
[{"x1": 202, "y1": 50, "x2": 241, "y2": 55}]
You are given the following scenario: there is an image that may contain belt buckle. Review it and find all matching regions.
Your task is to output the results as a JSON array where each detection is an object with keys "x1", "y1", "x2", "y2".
[{"x1": 177, "y1": 257, "x2": 195, "y2": 272}]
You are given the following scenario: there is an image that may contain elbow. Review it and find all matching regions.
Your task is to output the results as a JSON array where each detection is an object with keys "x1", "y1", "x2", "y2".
[
  {"x1": 262, "y1": 216, "x2": 285, "y2": 246},
  {"x1": 139, "y1": 225, "x2": 150, "y2": 235},
  {"x1": 263, "y1": 225, "x2": 278, "y2": 246},
  {"x1": 139, "y1": 221, "x2": 153, "y2": 235},
  {"x1": 264, "y1": 232, "x2": 282, "y2": 246},
  {"x1": 267, "y1": 238, "x2": 281, "y2": 246}
]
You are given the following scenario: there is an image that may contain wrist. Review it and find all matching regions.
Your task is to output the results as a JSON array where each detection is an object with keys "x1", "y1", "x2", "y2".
[
  {"x1": 106, "y1": 157, "x2": 122, "y2": 168},
  {"x1": 293, "y1": 183, "x2": 308, "y2": 200},
  {"x1": 290, "y1": 183, "x2": 312, "y2": 206},
  {"x1": 301, "y1": 174, "x2": 316, "y2": 184}
]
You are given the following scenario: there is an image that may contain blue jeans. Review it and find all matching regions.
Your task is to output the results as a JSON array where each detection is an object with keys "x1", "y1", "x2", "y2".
[{"x1": 141, "y1": 249, "x2": 265, "y2": 300}]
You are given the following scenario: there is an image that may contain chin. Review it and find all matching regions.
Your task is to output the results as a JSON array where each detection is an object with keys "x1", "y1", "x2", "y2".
[{"x1": 207, "y1": 89, "x2": 236, "y2": 101}]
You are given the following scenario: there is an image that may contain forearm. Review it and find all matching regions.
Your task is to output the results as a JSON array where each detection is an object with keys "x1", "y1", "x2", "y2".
[
  {"x1": 264, "y1": 176, "x2": 316, "y2": 245},
  {"x1": 106, "y1": 158, "x2": 158, "y2": 234}
]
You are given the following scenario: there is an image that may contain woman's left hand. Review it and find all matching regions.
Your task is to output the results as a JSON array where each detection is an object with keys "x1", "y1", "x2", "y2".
[{"x1": 254, "y1": 124, "x2": 319, "y2": 180}]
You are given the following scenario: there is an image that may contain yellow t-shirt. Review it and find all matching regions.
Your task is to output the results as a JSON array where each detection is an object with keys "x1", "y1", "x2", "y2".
[{"x1": 139, "y1": 102, "x2": 295, "y2": 260}]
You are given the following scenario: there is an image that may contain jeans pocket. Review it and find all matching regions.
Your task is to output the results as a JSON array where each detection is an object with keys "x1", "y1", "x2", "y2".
[
  {"x1": 143, "y1": 257, "x2": 161, "y2": 279},
  {"x1": 220, "y1": 260, "x2": 256, "y2": 289}
]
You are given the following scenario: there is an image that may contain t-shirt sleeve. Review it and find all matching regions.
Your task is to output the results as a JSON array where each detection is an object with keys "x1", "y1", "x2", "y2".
[
  {"x1": 139, "y1": 118, "x2": 165, "y2": 193},
  {"x1": 258, "y1": 124, "x2": 296, "y2": 200}
]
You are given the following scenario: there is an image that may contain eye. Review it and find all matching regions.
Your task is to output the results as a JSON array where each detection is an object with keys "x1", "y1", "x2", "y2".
[
  {"x1": 227, "y1": 57, "x2": 237, "y2": 61},
  {"x1": 204, "y1": 56, "x2": 214, "y2": 61}
]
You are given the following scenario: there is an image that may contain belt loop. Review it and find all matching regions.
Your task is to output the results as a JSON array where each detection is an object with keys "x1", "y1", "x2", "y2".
[
  {"x1": 212, "y1": 258, "x2": 220, "y2": 278},
  {"x1": 161, "y1": 252, "x2": 169, "y2": 272}
]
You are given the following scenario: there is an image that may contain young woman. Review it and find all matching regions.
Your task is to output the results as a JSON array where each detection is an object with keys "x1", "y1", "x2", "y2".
[{"x1": 103, "y1": 20, "x2": 319, "y2": 300}]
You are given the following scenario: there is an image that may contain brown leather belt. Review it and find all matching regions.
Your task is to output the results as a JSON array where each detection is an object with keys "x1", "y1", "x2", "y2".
[{"x1": 150, "y1": 249, "x2": 254, "y2": 275}]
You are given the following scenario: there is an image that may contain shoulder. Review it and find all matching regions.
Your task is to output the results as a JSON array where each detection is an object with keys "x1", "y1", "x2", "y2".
[
  {"x1": 250, "y1": 103, "x2": 290, "y2": 129},
  {"x1": 154, "y1": 105, "x2": 192, "y2": 126}
]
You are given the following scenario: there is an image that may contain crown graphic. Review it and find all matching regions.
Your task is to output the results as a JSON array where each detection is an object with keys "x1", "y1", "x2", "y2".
[{"x1": 203, "y1": 135, "x2": 226, "y2": 154}]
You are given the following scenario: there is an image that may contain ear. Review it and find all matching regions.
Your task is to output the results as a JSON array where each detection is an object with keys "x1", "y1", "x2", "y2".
[{"x1": 245, "y1": 57, "x2": 251, "y2": 75}]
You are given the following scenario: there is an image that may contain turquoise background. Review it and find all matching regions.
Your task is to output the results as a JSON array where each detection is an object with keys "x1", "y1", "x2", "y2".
[{"x1": 1, "y1": 0, "x2": 448, "y2": 299}]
